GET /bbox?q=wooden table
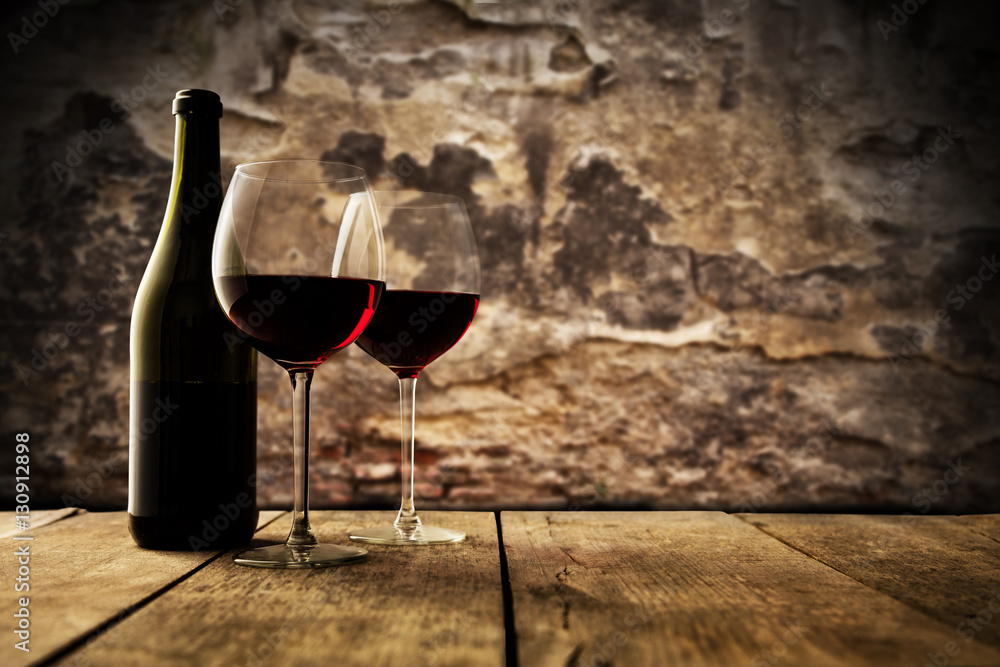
[2,510,999,666]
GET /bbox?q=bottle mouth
[173,89,223,118]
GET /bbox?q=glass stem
[286,370,318,548]
[394,375,421,532]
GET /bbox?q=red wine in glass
[355,289,479,378]
[212,159,385,569]
[219,275,384,370]
[347,190,481,546]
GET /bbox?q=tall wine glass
[213,159,385,568]
[348,191,480,545]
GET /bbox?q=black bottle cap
[172,89,223,118]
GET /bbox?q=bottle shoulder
[130,242,255,382]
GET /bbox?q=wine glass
[348,191,480,545]
[212,159,385,568]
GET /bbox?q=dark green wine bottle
[128,89,258,550]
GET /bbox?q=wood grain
[738,513,1000,649]
[0,510,285,667]
[60,510,505,667]
[501,511,1000,667]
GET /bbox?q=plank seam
[733,513,890,583]
[732,513,1000,637]
[34,512,288,667]
[496,511,519,667]
[35,551,229,667]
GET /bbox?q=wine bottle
[128,89,258,550]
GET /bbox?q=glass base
[233,543,368,569]
[349,524,466,545]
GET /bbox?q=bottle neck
[170,110,222,231]
[163,111,222,279]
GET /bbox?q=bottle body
[128,90,258,550]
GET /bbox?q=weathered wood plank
[0,510,285,667]
[738,513,1000,649]
[502,511,1000,667]
[0,508,79,539]
[59,511,505,667]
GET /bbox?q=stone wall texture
[1,0,998,513]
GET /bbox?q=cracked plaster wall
[0,0,997,512]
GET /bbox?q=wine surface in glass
[218,275,384,368]
[354,289,479,377]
